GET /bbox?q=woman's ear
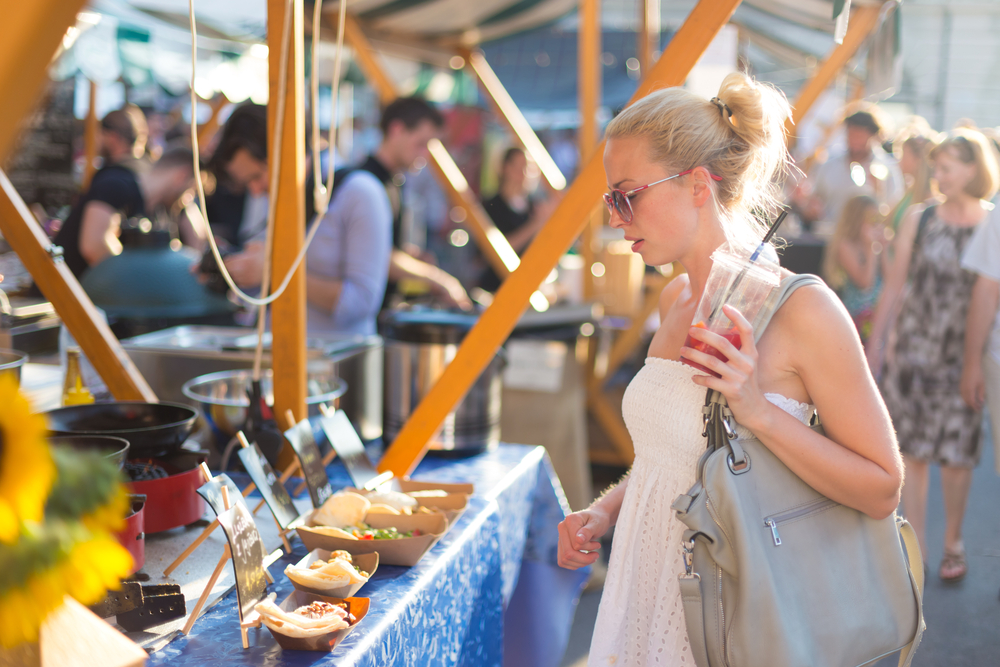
[690,166,715,207]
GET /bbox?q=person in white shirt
[797,108,905,232]
[960,206,1000,474]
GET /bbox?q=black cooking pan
[47,435,130,469]
[46,402,198,458]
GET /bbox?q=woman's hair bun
[606,72,792,248]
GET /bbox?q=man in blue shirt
[208,103,391,335]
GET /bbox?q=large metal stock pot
[380,309,502,454]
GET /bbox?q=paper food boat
[265,591,369,652]
[285,550,379,598]
[297,511,448,567]
[347,482,471,526]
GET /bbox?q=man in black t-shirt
[54,147,198,278]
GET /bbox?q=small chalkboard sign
[238,441,300,530]
[216,501,269,621]
[284,418,333,508]
[319,409,382,490]
[197,473,246,517]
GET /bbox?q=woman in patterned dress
[868,129,1000,582]
[555,72,904,666]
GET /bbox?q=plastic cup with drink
[681,241,781,377]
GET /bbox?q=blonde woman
[556,73,903,665]
[822,194,888,343]
[868,129,1000,582]
[888,126,938,233]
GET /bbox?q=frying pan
[45,402,198,457]
[47,435,130,469]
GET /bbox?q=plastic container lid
[379,309,480,345]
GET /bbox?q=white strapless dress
[588,357,814,667]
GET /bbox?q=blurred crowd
[794,103,1000,582]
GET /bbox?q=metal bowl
[181,368,347,442]
[48,435,130,469]
[0,349,28,385]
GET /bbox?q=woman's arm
[557,475,629,570]
[684,288,903,519]
[867,205,923,369]
[961,275,1000,410]
[79,201,122,266]
[836,239,878,291]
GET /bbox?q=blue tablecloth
[148,444,588,667]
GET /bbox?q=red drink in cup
[681,322,743,378]
[681,242,780,376]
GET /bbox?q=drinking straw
[708,207,790,322]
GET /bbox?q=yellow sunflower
[0,373,52,543]
[0,529,132,648]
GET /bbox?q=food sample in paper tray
[286,550,379,598]
[312,491,371,527]
[255,597,353,637]
[286,550,370,589]
[308,523,421,540]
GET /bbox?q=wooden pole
[0,0,89,163]
[378,0,745,477]
[196,94,229,151]
[638,0,661,75]
[579,0,602,300]
[459,48,566,191]
[786,4,883,144]
[0,170,156,401]
[268,0,308,427]
[82,80,98,191]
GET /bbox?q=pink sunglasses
[604,169,722,222]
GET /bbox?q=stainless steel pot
[381,309,502,453]
[121,326,383,441]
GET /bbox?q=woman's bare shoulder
[658,272,690,320]
[774,278,863,363]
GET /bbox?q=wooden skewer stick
[181,544,231,636]
[163,454,258,576]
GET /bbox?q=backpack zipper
[762,498,838,546]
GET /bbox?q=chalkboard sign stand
[164,463,258,577]
[237,431,296,552]
[180,486,265,648]
[291,403,341,496]
[282,409,334,509]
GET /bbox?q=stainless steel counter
[121,326,383,440]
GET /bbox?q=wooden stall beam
[786,3,883,143]
[196,94,229,152]
[638,0,661,75]
[0,0,88,163]
[82,80,98,191]
[590,272,672,393]
[579,0,602,300]
[425,140,514,280]
[338,12,518,285]
[459,48,566,191]
[588,390,636,464]
[268,0,308,426]
[342,15,396,104]
[0,171,156,401]
[378,0,744,477]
